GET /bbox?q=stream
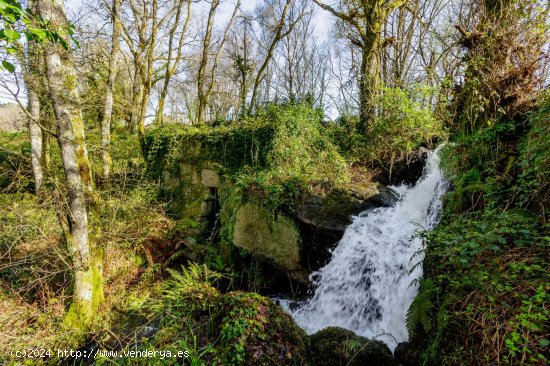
[282,147,448,351]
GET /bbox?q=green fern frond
[406,279,438,335]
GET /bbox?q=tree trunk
[197,0,219,124]
[129,66,143,133]
[358,31,382,135]
[22,0,44,193]
[38,0,102,328]
[157,0,191,125]
[28,90,43,193]
[42,112,52,169]
[100,0,122,180]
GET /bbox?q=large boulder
[232,203,308,283]
[309,327,396,366]
[295,184,398,232]
[215,292,309,366]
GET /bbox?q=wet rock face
[230,185,399,285]
[376,147,429,186]
[309,327,396,366]
[294,184,398,271]
[295,184,399,232]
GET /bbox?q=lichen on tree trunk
[38,0,102,328]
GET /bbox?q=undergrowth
[103,263,308,366]
[409,94,550,365]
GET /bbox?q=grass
[0,127,177,365]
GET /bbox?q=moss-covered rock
[215,291,309,366]
[143,104,400,282]
[145,266,310,366]
[309,327,395,366]
[232,203,306,281]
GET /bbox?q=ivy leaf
[1,60,15,73]
[4,29,21,42]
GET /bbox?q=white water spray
[284,148,447,351]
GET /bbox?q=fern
[165,249,187,267]
[165,263,223,290]
[406,279,438,335]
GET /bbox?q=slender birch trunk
[28,89,43,193]
[100,0,122,180]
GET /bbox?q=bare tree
[248,0,305,111]
[120,0,161,137]
[196,0,241,124]
[313,0,408,133]
[100,0,122,180]
[227,16,256,116]
[156,0,192,125]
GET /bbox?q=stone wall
[160,157,398,284]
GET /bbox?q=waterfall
[284,148,448,351]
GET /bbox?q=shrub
[413,209,549,365]
[326,85,445,167]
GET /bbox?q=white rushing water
[284,148,448,351]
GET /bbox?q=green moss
[215,291,309,366]
[309,327,395,366]
[232,203,301,272]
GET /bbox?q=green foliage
[516,93,550,211]
[368,86,443,159]
[152,264,223,316]
[326,85,444,166]
[0,0,78,72]
[415,208,549,365]
[144,103,348,186]
[260,103,348,184]
[142,121,274,180]
[406,279,437,335]
[440,94,550,214]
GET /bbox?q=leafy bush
[326,85,444,167]
[144,103,348,186]
[115,264,308,366]
[368,86,443,158]
[413,209,549,365]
